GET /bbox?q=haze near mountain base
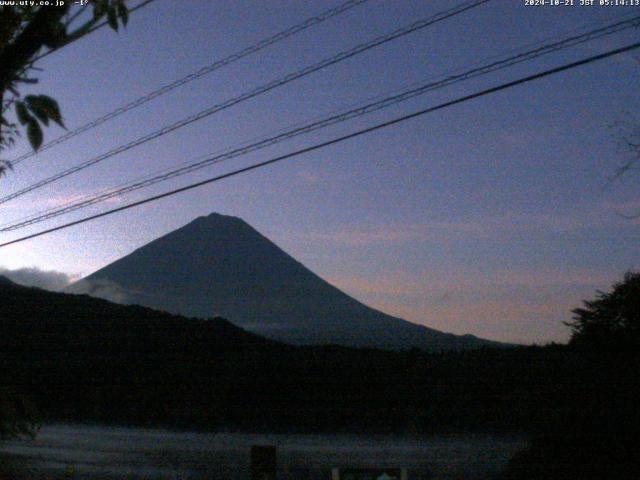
[68,213,503,351]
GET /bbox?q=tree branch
[0,6,69,90]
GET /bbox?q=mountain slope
[68,213,503,351]
[1,274,275,354]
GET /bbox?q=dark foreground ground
[0,424,527,480]
[2,278,638,478]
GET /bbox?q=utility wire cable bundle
[1,13,637,233]
[2,41,638,248]
[12,0,371,166]
[0,0,489,205]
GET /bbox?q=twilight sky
[1,0,639,344]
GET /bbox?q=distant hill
[0,274,276,354]
[67,213,504,351]
[0,276,583,433]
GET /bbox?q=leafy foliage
[566,271,640,351]
[501,272,640,479]
[0,1,130,175]
[14,95,64,151]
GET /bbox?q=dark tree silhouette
[0,1,130,176]
[502,271,640,480]
[565,271,640,351]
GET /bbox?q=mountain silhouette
[68,213,503,351]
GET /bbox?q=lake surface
[0,424,527,479]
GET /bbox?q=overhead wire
[2,13,638,232]
[12,0,370,166]
[1,40,638,248]
[0,0,490,205]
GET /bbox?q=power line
[2,14,637,232]
[2,41,637,249]
[0,0,489,205]
[12,0,369,166]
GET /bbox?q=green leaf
[25,96,49,126]
[33,112,50,127]
[107,7,119,31]
[25,95,65,129]
[93,1,107,19]
[42,19,67,49]
[117,2,129,26]
[15,102,31,125]
[26,119,43,151]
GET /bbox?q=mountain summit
[68,213,502,351]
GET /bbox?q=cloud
[300,229,422,247]
[0,266,79,292]
[369,296,571,345]
[326,266,623,344]
[282,224,430,247]
[336,267,620,304]
[0,267,131,304]
[279,209,631,250]
[328,271,424,297]
[66,278,131,304]
[300,199,640,251]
